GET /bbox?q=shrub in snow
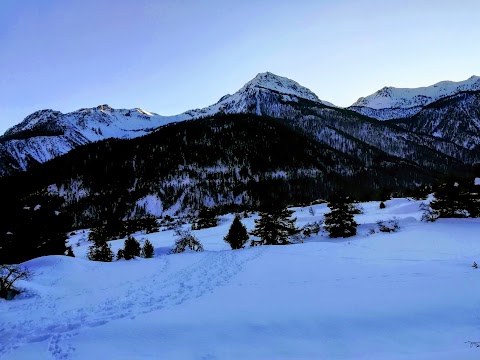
[123,236,141,260]
[87,241,114,262]
[117,249,124,260]
[379,202,386,209]
[308,207,315,216]
[377,218,400,233]
[250,204,299,246]
[291,220,322,244]
[224,215,249,249]
[466,341,480,348]
[141,239,155,258]
[192,207,219,230]
[324,192,358,238]
[301,220,323,238]
[171,229,204,254]
[473,262,478,269]
[420,203,439,222]
[0,265,32,300]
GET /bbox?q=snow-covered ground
[2,198,480,359]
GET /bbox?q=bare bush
[0,265,32,300]
[377,218,400,233]
[171,229,204,254]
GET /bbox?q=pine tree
[0,195,69,264]
[87,241,114,262]
[66,246,75,257]
[88,226,110,245]
[192,207,218,230]
[141,239,155,258]
[142,215,160,234]
[123,236,141,260]
[430,181,468,218]
[324,192,358,238]
[250,204,298,246]
[117,248,124,260]
[224,215,249,249]
[463,179,480,218]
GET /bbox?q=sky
[0,0,479,133]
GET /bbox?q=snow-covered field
[2,198,480,359]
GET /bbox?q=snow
[2,201,480,359]
[241,72,329,105]
[350,75,480,120]
[184,71,334,119]
[135,194,163,217]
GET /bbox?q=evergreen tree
[142,215,160,234]
[0,195,69,264]
[87,241,114,262]
[250,204,298,246]
[463,179,480,218]
[224,215,249,249]
[88,226,110,245]
[141,239,155,258]
[430,181,468,218]
[117,248,124,260]
[66,246,75,257]
[123,236,141,260]
[324,192,358,238]
[192,207,219,230]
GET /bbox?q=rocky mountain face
[391,91,480,150]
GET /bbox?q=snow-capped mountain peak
[349,75,480,120]
[352,75,480,110]
[241,72,321,103]
[183,72,334,118]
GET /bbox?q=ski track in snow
[0,248,265,359]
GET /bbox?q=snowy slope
[2,198,480,359]
[349,76,480,120]
[0,106,191,175]
[184,71,334,118]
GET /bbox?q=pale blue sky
[1,0,479,132]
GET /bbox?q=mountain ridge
[1,72,480,177]
[349,75,480,120]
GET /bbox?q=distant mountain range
[1,72,479,223]
[0,72,332,176]
[349,75,480,120]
